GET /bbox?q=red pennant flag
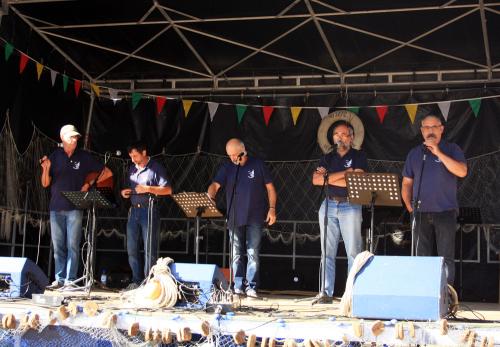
[74,80,81,97]
[156,96,167,115]
[262,106,274,126]
[376,105,388,123]
[19,54,29,74]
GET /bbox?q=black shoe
[46,280,63,290]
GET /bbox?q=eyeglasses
[420,125,442,131]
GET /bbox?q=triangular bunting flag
[74,80,81,97]
[235,104,247,124]
[376,105,388,123]
[404,104,418,124]
[90,83,100,97]
[468,98,481,118]
[156,96,167,115]
[182,100,193,117]
[108,88,118,104]
[62,75,69,92]
[4,43,14,61]
[437,101,451,121]
[50,70,57,86]
[290,107,302,126]
[131,92,142,110]
[19,54,29,74]
[317,107,329,119]
[262,106,274,126]
[347,107,360,115]
[207,102,219,122]
[36,63,43,80]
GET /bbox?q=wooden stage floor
[1,288,500,346]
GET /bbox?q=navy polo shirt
[213,157,273,229]
[319,148,368,197]
[402,141,465,212]
[127,158,170,206]
[48,148,104,211]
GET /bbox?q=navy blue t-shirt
[213,157,273,229]
[127,158,170,205]
[402,141,466,212]
[319,148,368,197]
[48,148,104,211]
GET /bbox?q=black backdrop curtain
[2,55,500,161]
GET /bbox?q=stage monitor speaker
[352,256,447,321]
[0,257,49,298]
[170,263,228,308]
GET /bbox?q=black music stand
[61,190,113,295]
[346,172,402,253]
[172,192,223,263]
[457,207,482,299]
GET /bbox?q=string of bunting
[2,38,497,127]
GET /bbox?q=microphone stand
[411,146,427,256]
[226,158,242,293]
[311,170,330,305]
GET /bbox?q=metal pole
[84,93,95,150]
[21,182,29,257]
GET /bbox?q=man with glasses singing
[402,114,467,285]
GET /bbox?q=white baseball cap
[60,124,81,139]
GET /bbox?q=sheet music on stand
[346,172,402,207]
[172,192,223,218]
[172,192,223,264]
[345,172,402,253]
[62,190,114,209]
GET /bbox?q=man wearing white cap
[40,124,113,290]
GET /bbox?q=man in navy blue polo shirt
[121,142,172,289]
[402,114,467,285]
[312,121,367,303]
[207,138,277,298]
[41,124,113,290]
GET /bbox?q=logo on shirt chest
[247,169,255,179]
[344,159,352,168]
[70,160,80,170]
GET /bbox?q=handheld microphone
[237,151,245,159]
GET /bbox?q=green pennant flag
[4,43,14,61]
[62,75,69,92]
[235,104,247,124]
[348,107,360,115]
[132,92,142,110]
[468,98,481,118]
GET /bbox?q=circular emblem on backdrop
[317,110,365,154]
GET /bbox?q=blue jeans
[230,224,262,291]
[127,207,159,284]
[414,210,457,285]
[50,210,83,284]
[318,199,362,297]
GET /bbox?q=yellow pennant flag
[405,104,418,124]
[36,63,44,80]
[290,107,302,126]
[182,100,193,117]
[90,83,100,97]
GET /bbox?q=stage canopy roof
[1,0,500,96]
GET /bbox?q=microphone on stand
[106,150,122,157]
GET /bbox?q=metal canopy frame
[4,0,500,94]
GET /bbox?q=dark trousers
[414,210,457,285]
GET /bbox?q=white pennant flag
[50,70,57,86]
[108,88,120,105]
[207,102,219,122]
[317,107,330,119]
[437,101,451,121]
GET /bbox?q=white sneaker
[233,288,245,295]
[246,289,258,298]
[46,280,63,290]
